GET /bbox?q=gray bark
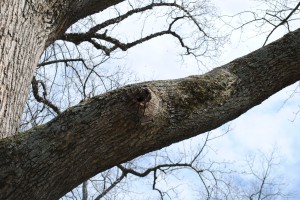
[0,27,299,199]
[0,0,300,199]
[0,0,50,138]
[0,0,124,138]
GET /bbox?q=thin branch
[263,2,300,46]
[31,76,61,115]
[117,162,199,178]
[61,28,192,56]
[153,169,164,200]
[82,181,88,200]
[94,172,127,200]
[87,2,206,35]
[59,1,209,56]
[37,58,86,68]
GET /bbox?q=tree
[0,0,299,199]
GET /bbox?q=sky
[108,0,300,199]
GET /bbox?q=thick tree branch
[0,29,299,200]
[47,0,126,44]
[68,0,125,26]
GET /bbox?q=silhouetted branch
[31,76,61,115]
[59,1,212,56]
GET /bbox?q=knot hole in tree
[129,87,161,124]
[136,88,151,103]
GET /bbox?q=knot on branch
[129,87,161,124]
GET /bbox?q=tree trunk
[0,28,299,200]
[0,0,50,138]
[0,0,125,138]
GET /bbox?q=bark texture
[0,0,124,138]
[0,0,51,138]
[0,29,299,200]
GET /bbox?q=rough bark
[0,0,124,138]
[0,0,50,138]
[0,28,299,200]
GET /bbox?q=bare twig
[31,76,61,115]
[263,2,300,45]
[59,1,212,56]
